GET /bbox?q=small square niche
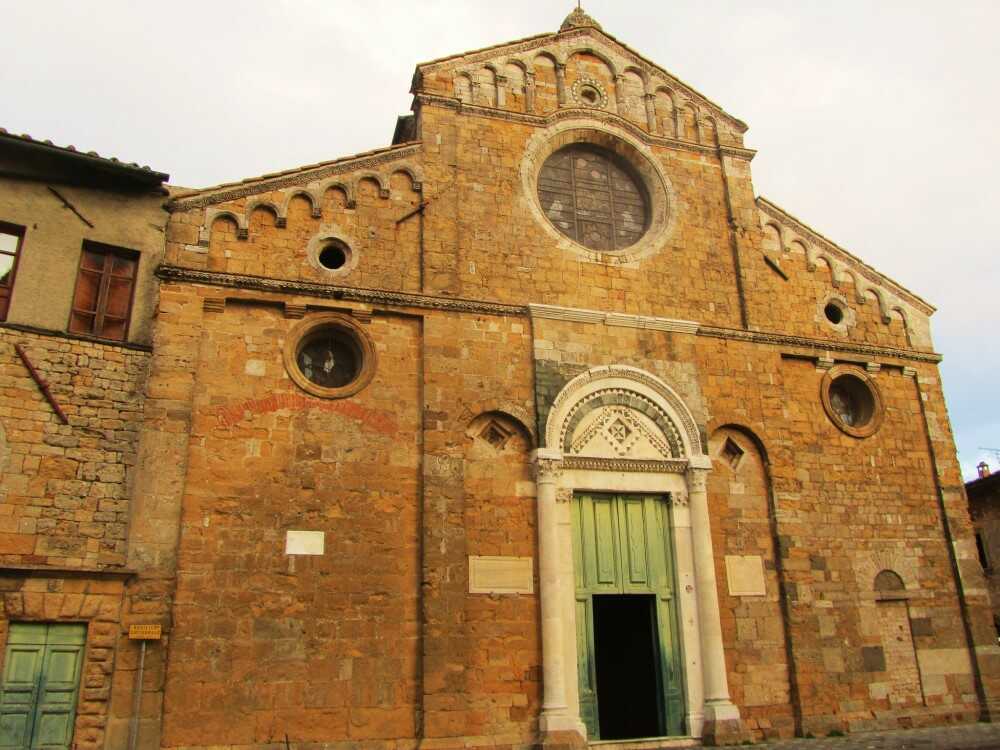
[721,437,745,470]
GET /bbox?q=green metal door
[0,623,86,750]
[571,494,684,739]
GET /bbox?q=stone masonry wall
[0,327,150,569]
[160,295,422,748]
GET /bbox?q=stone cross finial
[560,6,602,31]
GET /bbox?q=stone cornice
[757,197,934,315]
[155,265,524,317]
[156,266,942,363]
[697,325,942,364]
[419,95,753,160]
[169,143,423,212]
[528,303,699,334]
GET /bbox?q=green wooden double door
[572,494,685,740]
[0,623,86,750]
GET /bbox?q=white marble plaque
[285,530,325,555]
[469,556,534,594]
[725,555,766,596]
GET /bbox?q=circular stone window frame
[283,313,377,400]
[819,294,855,334]
[520,120,677,265]
[571,78,609,109]
[306,227,359,277]
[820,364,884,439]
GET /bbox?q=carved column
[525,71,536,113]
[686,457,743,740]
[613,74,626,115]
[644,93,657,132]
[496,74,507,109]
[555,64,567,107]
[533,448,577,736]
[670,489,705,737]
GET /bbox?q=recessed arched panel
[874,569,905,592]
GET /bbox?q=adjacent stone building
[2,8,999,750]
[0,129,172,749]
[966,464,1000,630]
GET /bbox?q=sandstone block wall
[127,16,998,749]
[0,328,150,569]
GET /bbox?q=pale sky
[4,1,998,479]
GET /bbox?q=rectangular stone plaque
[469,556,534,595]
[285,530,325,555]
[725,555,766,597]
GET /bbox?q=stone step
[589,737,700,750]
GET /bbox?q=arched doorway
[532,365,742,743]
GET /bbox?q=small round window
[537,144,649,252]
[283,314,376,399]
[319,241,349,270]
[824,301,845,325]
[821,365,883,438]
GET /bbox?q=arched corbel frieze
[245,198,285,228]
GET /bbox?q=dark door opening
[593,594,663,740]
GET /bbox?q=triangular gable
[756,194,934,356]
[413,21,747,134]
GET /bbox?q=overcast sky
[4,1,997,479]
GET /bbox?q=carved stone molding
[155,266,524,318]
[169,143,423,212]
[157,267,942,364]
[562,456,688,474]
[697,325,941,364]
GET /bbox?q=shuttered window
[0,221,26,322]
[68,242,138,341]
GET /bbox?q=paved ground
[747,723,1000,750]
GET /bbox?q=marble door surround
[532,365,741,742]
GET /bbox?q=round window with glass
[283,314,376,399]
[537,144,650,252]
[821,366,884,438]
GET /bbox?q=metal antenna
[978,446,1000,462]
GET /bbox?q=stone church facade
[2,8,999,750]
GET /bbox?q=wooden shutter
[0,222,26,322]
[68,243,138,341]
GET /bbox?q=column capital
[532,448,564,481]
[688,454,713,472]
